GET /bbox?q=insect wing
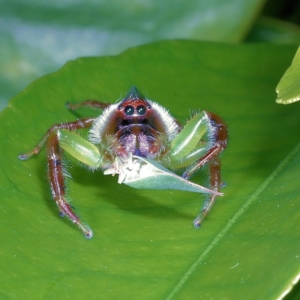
[123,156,222,196]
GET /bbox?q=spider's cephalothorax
[19,87,228,238]
[89,87,180,162]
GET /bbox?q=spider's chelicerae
[19,87,228,238]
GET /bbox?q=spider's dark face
[89,87,180,159]
[115,88,166,158]
[118,94,151,120]
[115,88,153,133]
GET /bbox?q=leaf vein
[165,141,300,299]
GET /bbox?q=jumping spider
[19,87,228,238]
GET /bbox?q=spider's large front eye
[137,105,146,115]
[124,105,134,115]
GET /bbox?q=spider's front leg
[47,130,94,238]
[167,111,228,227]
[189,112,227,227]
[19,118,103,238]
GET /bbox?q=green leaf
[276,46,300,104]
[1,41,299,299]
[0,0,266,109]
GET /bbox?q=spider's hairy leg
[181,112,228,227]
[164,110,227,227]
[66,100,111,111]
[182,112,228,179]
[18,118,103,238]
[18,118,95,160]
[193,157,221,228]
[19,119,102,238]
[47,132,93,238]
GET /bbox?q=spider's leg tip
[182,171,189,180]
[18,153,29,160]
[79,223,93,239]
[193,218,201,229]
[84,229,93,239]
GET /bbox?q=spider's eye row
[123,104,147,116]
[124,105,134,115]
[137,105,146,115]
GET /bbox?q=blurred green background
[0,0,299,111]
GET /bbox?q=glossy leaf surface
[0,41,299,299]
